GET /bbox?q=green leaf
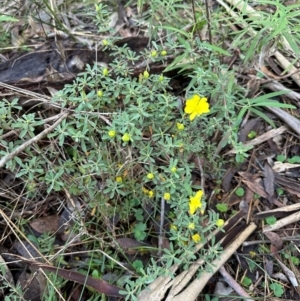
[249,90,291,105]
[202,42,231,56]
[249,107,276,128]
[287,156,300,164]
[276,188,284,196]
[235,187,245,197]
[133,223,147,241]
[160,25,191,38]
[242,276,252,287]
[0,15,19,22]
[265,216,277,225]
[291,256,300,265]
[276,154,286,162]
[283,32,299,56]
[132,260,143,272]
[216,203,228,213]
[270,283,284,297]
[164,53,188,72]
[247,130,257,139]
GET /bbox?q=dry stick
[0,111,69,168]
[0,81,52,102]
[170,222,257,301]
[226,126,288,155]
[138,213,246,301]
[263,211,300,233]
[219,266,254,301]
[158,197,165,257]
[204,0,212,44]
[264,107,300,136]
[195,156,205,196]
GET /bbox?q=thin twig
[158,197,165,257]
[196,156,205,196]
[204,0,212,44]
[0,111,69,168]
[219,266,254,301]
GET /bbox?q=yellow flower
[102,39,108,46]
[142,187,149,194]
[147,173,154,180]
[108,130,116,138]
[151,50,157,57]
[97,90,103,97]
[185,95,210,121]
[188,223,195,230]
[116,176,122,183]
[192,233,201,243]
[161,50,167,56]
[176,123,185,130]
[148,190,154,198]
[103,68,109,76]
[171,166,177,173]
[170,224,177,231]
[189,190,203,215]
[122,133,131,142]
[216,219,224,227]
[164,193,171,201]
[143,70,149,79]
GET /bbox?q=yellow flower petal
[147,173,154,180]
[164,193,171,201]
[108,130,116,138]
[184,95,210,121]
[216,219,225,227]
[192,233,201,243]
[189,190,203,215]
[142,187,149,194]
[116,176,122,183]
[122,133,131,142]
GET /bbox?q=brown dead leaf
[30,215,60,234]
[17,270,44,301]
[264,231,283,250]
[238,118,261,143]
[222,167,238,192]
[263,162,275,201]
[239,172,268,198]
[264,256,273,276]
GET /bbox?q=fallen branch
[168,222,257,301]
